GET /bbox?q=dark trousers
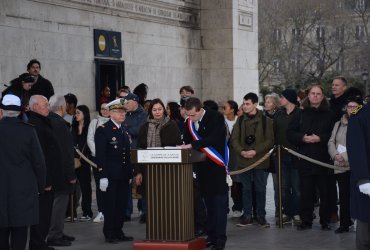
[0,226,28,250]
[29,190,54,250]
[327,173,338,214]
[337,172,351,227]
[76,164,93,217]
[103,179,129,239]
[48,193,69,240]
[204,191,228,248]
[300,174,330,226]
[194,178,206,231]
[231,182,243,212]
[356,220,370,250]
[92,164,104,213]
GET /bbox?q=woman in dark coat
[2,73,34,121]
[287,85,335,231]
[135,98,182,223]
[71,105,93,221]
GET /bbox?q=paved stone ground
[64,176,356,250]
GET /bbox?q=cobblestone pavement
[64,175,356,250]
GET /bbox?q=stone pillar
[201,0,258,104]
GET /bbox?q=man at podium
[181,97,228,250]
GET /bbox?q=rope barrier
[281,146,349,171]
[75,147,97,168]
[229,148,274,175]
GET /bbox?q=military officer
[347,101,370,250]
[95,98,133,244]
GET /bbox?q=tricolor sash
[187,119,232,186]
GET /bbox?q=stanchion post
[278,145,283,228]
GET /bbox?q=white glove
[100,178,108,192]
[359,183,370,196]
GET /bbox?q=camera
[244,135,256,145]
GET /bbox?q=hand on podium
[100,178,109,192]
[178,144,192,149]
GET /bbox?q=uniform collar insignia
[351,105,363,115]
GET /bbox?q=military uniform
[95,117,133,243]
[347,103,370,249]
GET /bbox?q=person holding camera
[230,93,274,228]
[287,85,335,231]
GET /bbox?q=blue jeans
[278,155,300,216]
[240,169,268,217]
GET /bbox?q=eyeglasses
[347,105,358,109]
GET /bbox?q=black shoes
[256,216,270,228]
[116,235,134,242]
[62,234,75,241]
[105,238,119,244]
[206,242,214,248]
[139,214,146,224]
[195,229,206,237]
[211,245,225,250]
[297,223,312,231]
[47,238,72,247]
[321,224,331,231]
[334,226,349,234]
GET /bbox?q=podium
[131,149,206,250]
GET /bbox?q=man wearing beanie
[273,89,302,224]
[0,94,46,250]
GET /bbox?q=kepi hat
[106,98,127,111]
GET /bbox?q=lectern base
[134,238,206,250]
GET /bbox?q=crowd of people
[0,59,370,250]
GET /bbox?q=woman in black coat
[135,98,182,223]
[71,105,93,221]
[2,73,34,121]
[287,85,335,231]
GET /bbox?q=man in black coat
[47,95,77,247]
[95,99,134,244]
[287,85,335,231]
[347,102,370,250]
[0,94,46,250]
[28,95,62,250]
[181,97,228,250]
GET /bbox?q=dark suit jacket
[95,119,133,181]
[28,111,61,188]
[0,117,46,227]
[183,109,228,195]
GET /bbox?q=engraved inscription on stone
[31,0,200,28]
[239,0,253,8]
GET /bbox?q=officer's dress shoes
[211,245,225,250]
[116,235,134,241]
[206,241,215,248]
